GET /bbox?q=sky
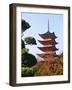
[21,12,63,58]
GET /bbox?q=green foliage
[22,53,37,67]
[21,66,37,77]
[22,20,31,32]
[21,40,25,48]
[22,48,29,54]
[24,37,37,45]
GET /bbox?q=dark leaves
[21,40,25,48]
[21,20,31,32]
[24,37,37,45]
[22,53,37,67]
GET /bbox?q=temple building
[37,21,58,62]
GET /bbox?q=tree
[24,37,37,45]
[21,40,25,48]
[21,66,37,77]
[21,20,31,33]
[21,20,31,48]
[22,53,37,67]
[21,20,37,70]
[22,48,29,54]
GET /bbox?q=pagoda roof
[38,39,58,45]
[37,53,58,58]
[37,54,49,58]
[38,46,58,52]
[39,31,57,39]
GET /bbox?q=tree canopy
[22,53,37,67]
[22,20,31,32]
[21,40,25,48]
[24,37,37,45]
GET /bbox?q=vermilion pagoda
[37,21,58,62]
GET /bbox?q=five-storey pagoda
[37,21,58,62]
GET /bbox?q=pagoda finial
[48,20,49,32]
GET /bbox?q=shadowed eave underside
[38,40,58,45]
[37,53,58,58]
[38,46,58,52]
[39,32,57,39]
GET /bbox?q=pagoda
[37,20,58,62]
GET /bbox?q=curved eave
[37,53,58,58]
[39,31,55,35]
[39,34,57,39]
[38,46,58,52]
[39,32,57,36]
[38,40,58,45]
[39,32,51,35]
[37,54,49,58]
[37,54,45,58]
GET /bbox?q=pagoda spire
[48,20,49,32]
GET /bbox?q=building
[37,21,58,62]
